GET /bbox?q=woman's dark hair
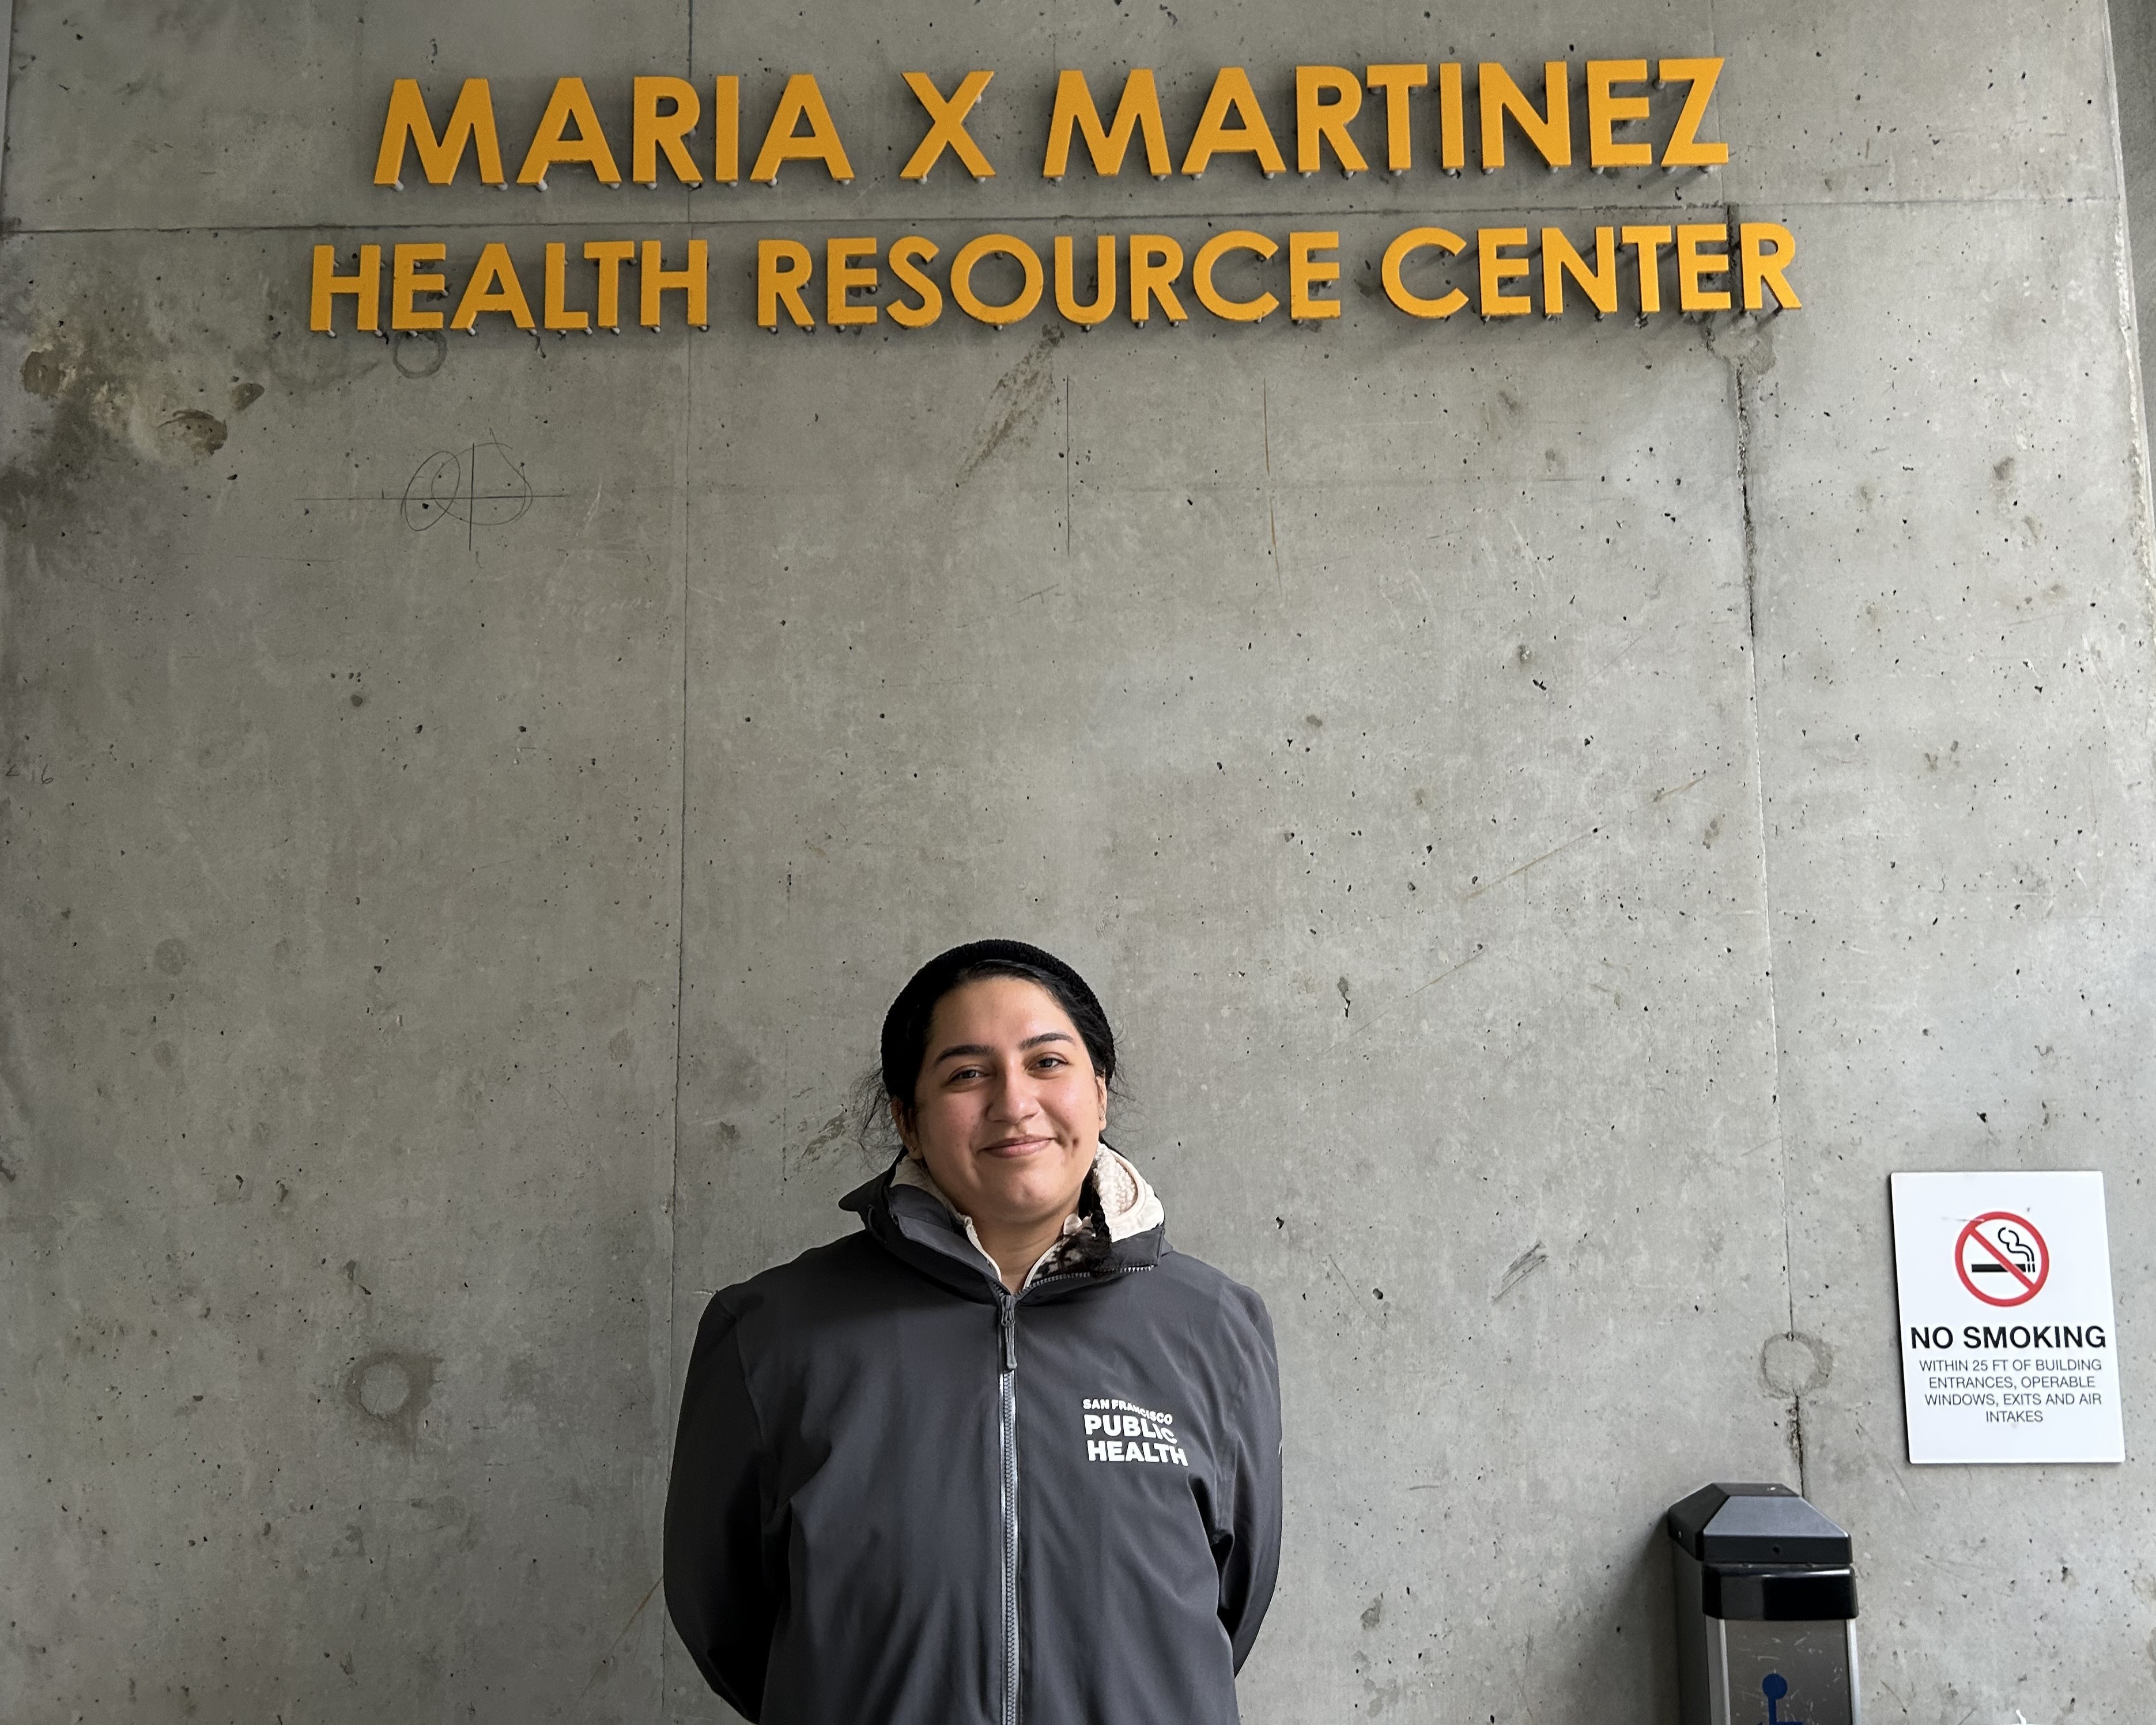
[879,938,1117,1112]
[875,938,1119,1270]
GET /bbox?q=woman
[664,938,1282,1725]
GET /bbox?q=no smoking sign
[1954,1211,2049,1306]
[1891,1171,2124,1464]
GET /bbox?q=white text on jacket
[1081,1397,1189,1466]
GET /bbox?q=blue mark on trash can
[1761,1672,1803,1725]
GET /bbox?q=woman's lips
[977,1135,1054,1158]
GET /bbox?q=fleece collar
[843,1144,1165,1296]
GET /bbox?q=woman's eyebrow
[930,1031,1074,1066]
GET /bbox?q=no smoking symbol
[1955,1211,2050,1307]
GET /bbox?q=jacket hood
[841,1144,1165,1296]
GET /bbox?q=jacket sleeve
[664,1292,776,1720]
[1217,1292,1283,1673]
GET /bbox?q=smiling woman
[663,939,1283,1725]
[885,957,1116,1289]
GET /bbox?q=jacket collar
[841,1145,1165,1301]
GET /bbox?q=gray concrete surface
[2,3,2151,1722]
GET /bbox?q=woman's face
[896,975,1107,1235]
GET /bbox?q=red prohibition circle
[1954,1210,2049,1307]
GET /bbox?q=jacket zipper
[992,1266,1146,1725]
[996,1294,1020,1725]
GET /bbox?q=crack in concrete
[1706,297,1779,645]
[1708,283,1802,1492]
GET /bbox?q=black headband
[879,939,1106,1099]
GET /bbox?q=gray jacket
[663,1154,1283,1724]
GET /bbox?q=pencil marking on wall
[1494,1241,1549,1301]
[1461,829,1592,900]
[403,439,534,546]
[579,1575,663,1699]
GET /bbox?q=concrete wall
[2,3,2151,1720]
[2116,0,2156,433]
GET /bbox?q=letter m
[1043,69,1170,178]
[375,78,506,186]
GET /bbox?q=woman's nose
[984,1067,1040,1120]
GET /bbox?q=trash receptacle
[1666,1482,1860,1725]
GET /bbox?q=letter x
[900,70,995,180]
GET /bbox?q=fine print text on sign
[1890,1171,2124,1465]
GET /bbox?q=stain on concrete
[1761,1330,1833,1398]
[5,316,195,540]
[703,1031,765,1107]
[607,1029,633,1063]
[153,937,189,975]
[343,1348,441,1449]
[392,329,449,379]
[152,1040,177,1070]
[1360,1594,1384,1630]
[504,1353,543,1402]
[1,275,368,547]
[20,348,68,399]
[423,1493,482,1552]
[956,324,1064,488]
[158,409,226,457]
[795,1108,851,1167]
